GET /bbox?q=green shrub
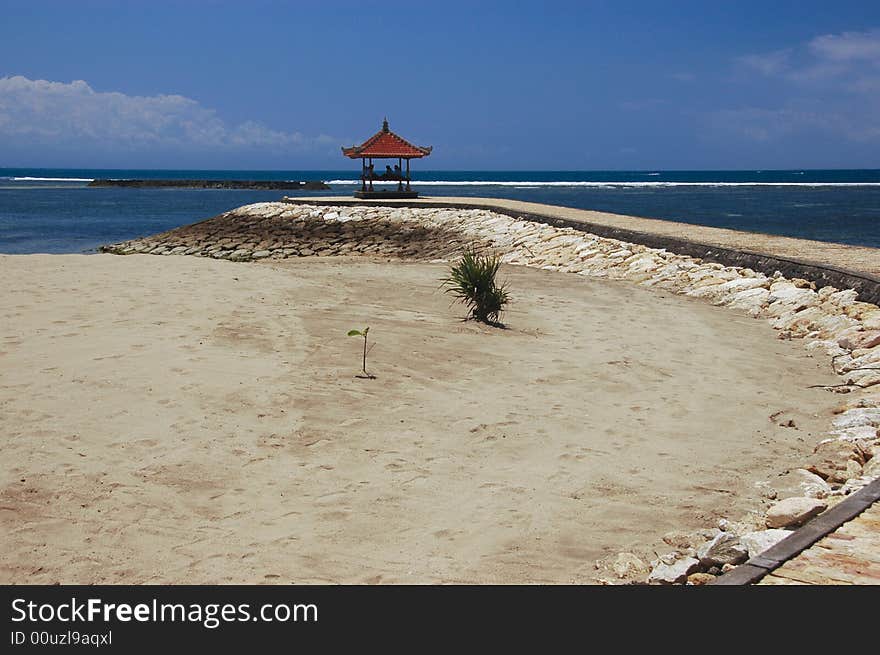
[442,248,509,325]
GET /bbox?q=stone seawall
[285,197,880,306]
[102,201,880,584]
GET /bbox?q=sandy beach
[0,252,840,584]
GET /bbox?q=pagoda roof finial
[382,117,389,132]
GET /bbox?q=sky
[1,0,879,170]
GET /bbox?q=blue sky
[1,0,879,169]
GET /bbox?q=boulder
[832,408,880,430]
[853,374,880,389]
[863,457,880,478]
[838,330,880,351]
[806,440,866,483]
[767,284,819,313]
[739,529,791,558]
[611,552,650,580]
[647,557,701,585]
[818,285,840,300]
[844,302,880,320]
[687,573,716,586]
[814,313,859,339]
[727,287,770,314]
[662,529,718,550]
[772,307,827,334]
[696,533,749,567]
[839,347,880,372]
[825,289,859,307]
[861,311,880,330]
[719,277,769,294]
[832,425,879,443]
[685,283,728,300]
[766,497,827,528]
[772,469,833,499]
[837,475,875,495]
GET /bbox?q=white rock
[766,497,827,528]
[777,468,833,499]
[826,289,859,307]
[767,287,819,315]
[831,425,880,442]
[727,287,770,314]
[832,408,880,430]
[719,277,769,293]
[805,339,840,353]
[843,347,880,372]
[647,557,701,584]
[837,475,875,494]
[860,456,880,482]
[816,313,859,338]
[696,533,749,567]
[740,529,791,557]
[685,283,728,300]
[611,552,650,579]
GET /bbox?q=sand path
[0,254,838,583]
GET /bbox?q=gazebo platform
[354,190,419,199]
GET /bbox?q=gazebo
[342,119,432,198]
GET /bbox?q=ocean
[1,168,879,254]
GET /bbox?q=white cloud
[706,103,880,145]
[707,107,827,142]
[738,48,792,76]
[718,29,880,145]
[809,29,880,62]
[738,29,880,90]
[0,75,333,153]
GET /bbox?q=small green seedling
[347,326,375,379]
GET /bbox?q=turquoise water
[2,168,879,253]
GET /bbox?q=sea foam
[324,179,880,188]
[13,177,94,182]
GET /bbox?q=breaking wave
[13,176,94,182]
[324,179,880,188]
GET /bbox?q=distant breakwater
[88,179,330,190]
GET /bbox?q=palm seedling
[441,248,510,326]
[347,326,375,378]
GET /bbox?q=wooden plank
[716,481,880,585]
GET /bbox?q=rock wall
[286,199,880,305]
[102,201,880,584]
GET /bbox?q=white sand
[0,254,839,583]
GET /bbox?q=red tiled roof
[342,120,432,159]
